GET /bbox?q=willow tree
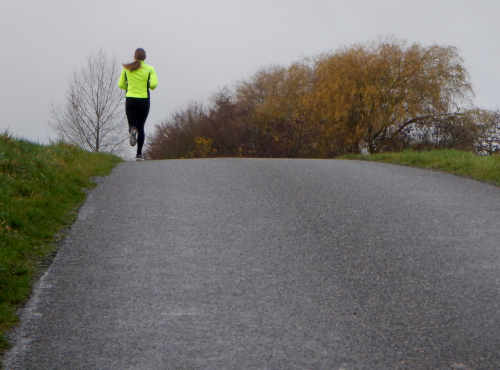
[309,38,474,155]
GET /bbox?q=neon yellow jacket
[118,61,158,98]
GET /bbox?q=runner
[118,48,158,161]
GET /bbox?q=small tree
[49,49,126,153]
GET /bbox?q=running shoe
[129,127,138,146]
[135,154,144,161]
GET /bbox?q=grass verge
[343,149,500,187]
[0,132,122,355]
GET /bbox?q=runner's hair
[123,48,146,72]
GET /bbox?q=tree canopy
[308,39,473,155]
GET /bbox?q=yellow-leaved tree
[308,38,474,155]
[235,63,316,157]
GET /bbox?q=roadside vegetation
[343,149,500,187]
[0,132,121,355]
[145,37,500,160]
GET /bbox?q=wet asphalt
[3,158,500,370]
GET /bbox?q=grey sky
[2,0,499,146]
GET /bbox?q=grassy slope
[0,133,122,354]
[343,149,500,187]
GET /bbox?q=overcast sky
[1,0,499,147]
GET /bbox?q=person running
[118,48,158,161]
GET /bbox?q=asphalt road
[4,159,500,370]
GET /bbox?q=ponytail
[122,48,146,72]
[123,60,142,72]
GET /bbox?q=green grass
[0,132,122,354]
[343,149,500,186]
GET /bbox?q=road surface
[4,159,500,369]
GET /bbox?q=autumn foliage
[146,38,497,159]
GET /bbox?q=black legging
[126,97,150,155]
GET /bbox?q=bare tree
[49,49,127,153]
[475,109,500,155]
